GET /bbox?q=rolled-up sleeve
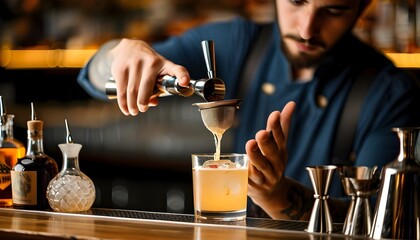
[77,56,109,101]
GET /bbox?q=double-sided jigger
[305,165,336,234]
[338,166,380,236]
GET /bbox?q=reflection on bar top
[0,207,345,233]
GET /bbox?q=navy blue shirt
[78,17,420,198]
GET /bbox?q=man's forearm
[248,176,314,220]
[264,177,314,220]
[278,182,313,220]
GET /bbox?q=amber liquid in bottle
[0,115,25,207]
[11,119,58,210]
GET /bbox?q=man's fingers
[108,39,191,115]
[246,138,279,188]
[266,101,296,145]
[246,139,271,173]
[112,68,130,116]
[126,63,142,114]
[280,101,296,140]
[248,164,265,185]
[255,130,279,163]
[162,62,190,87]
[265,111,284,150]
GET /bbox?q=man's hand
[109,38,190,115]
[247,101,307,219]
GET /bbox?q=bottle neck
[397,128,419,162]
[0,124,5,142]
[0,115,9,142]
[5,115,15,139]
[26,133,44,155]
[0,114,16,139]
[0,115,25,154]
[61,155,80,172]
[58,144,83,173]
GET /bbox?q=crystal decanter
[46,119,95,212]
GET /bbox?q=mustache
[284,34,327,49]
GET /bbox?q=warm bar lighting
[60,49,97,68]
[1,49,420,69]
[386,53,420,68]
[1,49,96,69]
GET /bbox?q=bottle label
[0,172,11,190]
[11,170,37,205]
[0,147,23,191]
[0,153,12,191]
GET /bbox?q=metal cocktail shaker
[370,127,420,239]
[105,40,226,102]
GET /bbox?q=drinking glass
[192,153,249,221]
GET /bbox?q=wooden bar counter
[0,207,366,240]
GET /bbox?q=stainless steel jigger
[192,99,242,134]
[305,165,337,234]
[338,166,380,236]
[105,40,226,102]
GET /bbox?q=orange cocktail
[192,154,248,221]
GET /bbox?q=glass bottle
[11,103,58,210]
[370,127,420,239]
[0,96,25,207]
[47,119,95,212]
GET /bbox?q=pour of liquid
[211,129,224,161]
[202,113,234,161]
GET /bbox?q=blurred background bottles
[0,96,25,207]
[0,0,419,53]
[11,103,58,210]
[356,0,419,53]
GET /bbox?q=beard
[281,34,328,69]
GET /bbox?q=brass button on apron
[316,95,328,108]
[262,83,276,95]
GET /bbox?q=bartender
[77,0,420,221]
